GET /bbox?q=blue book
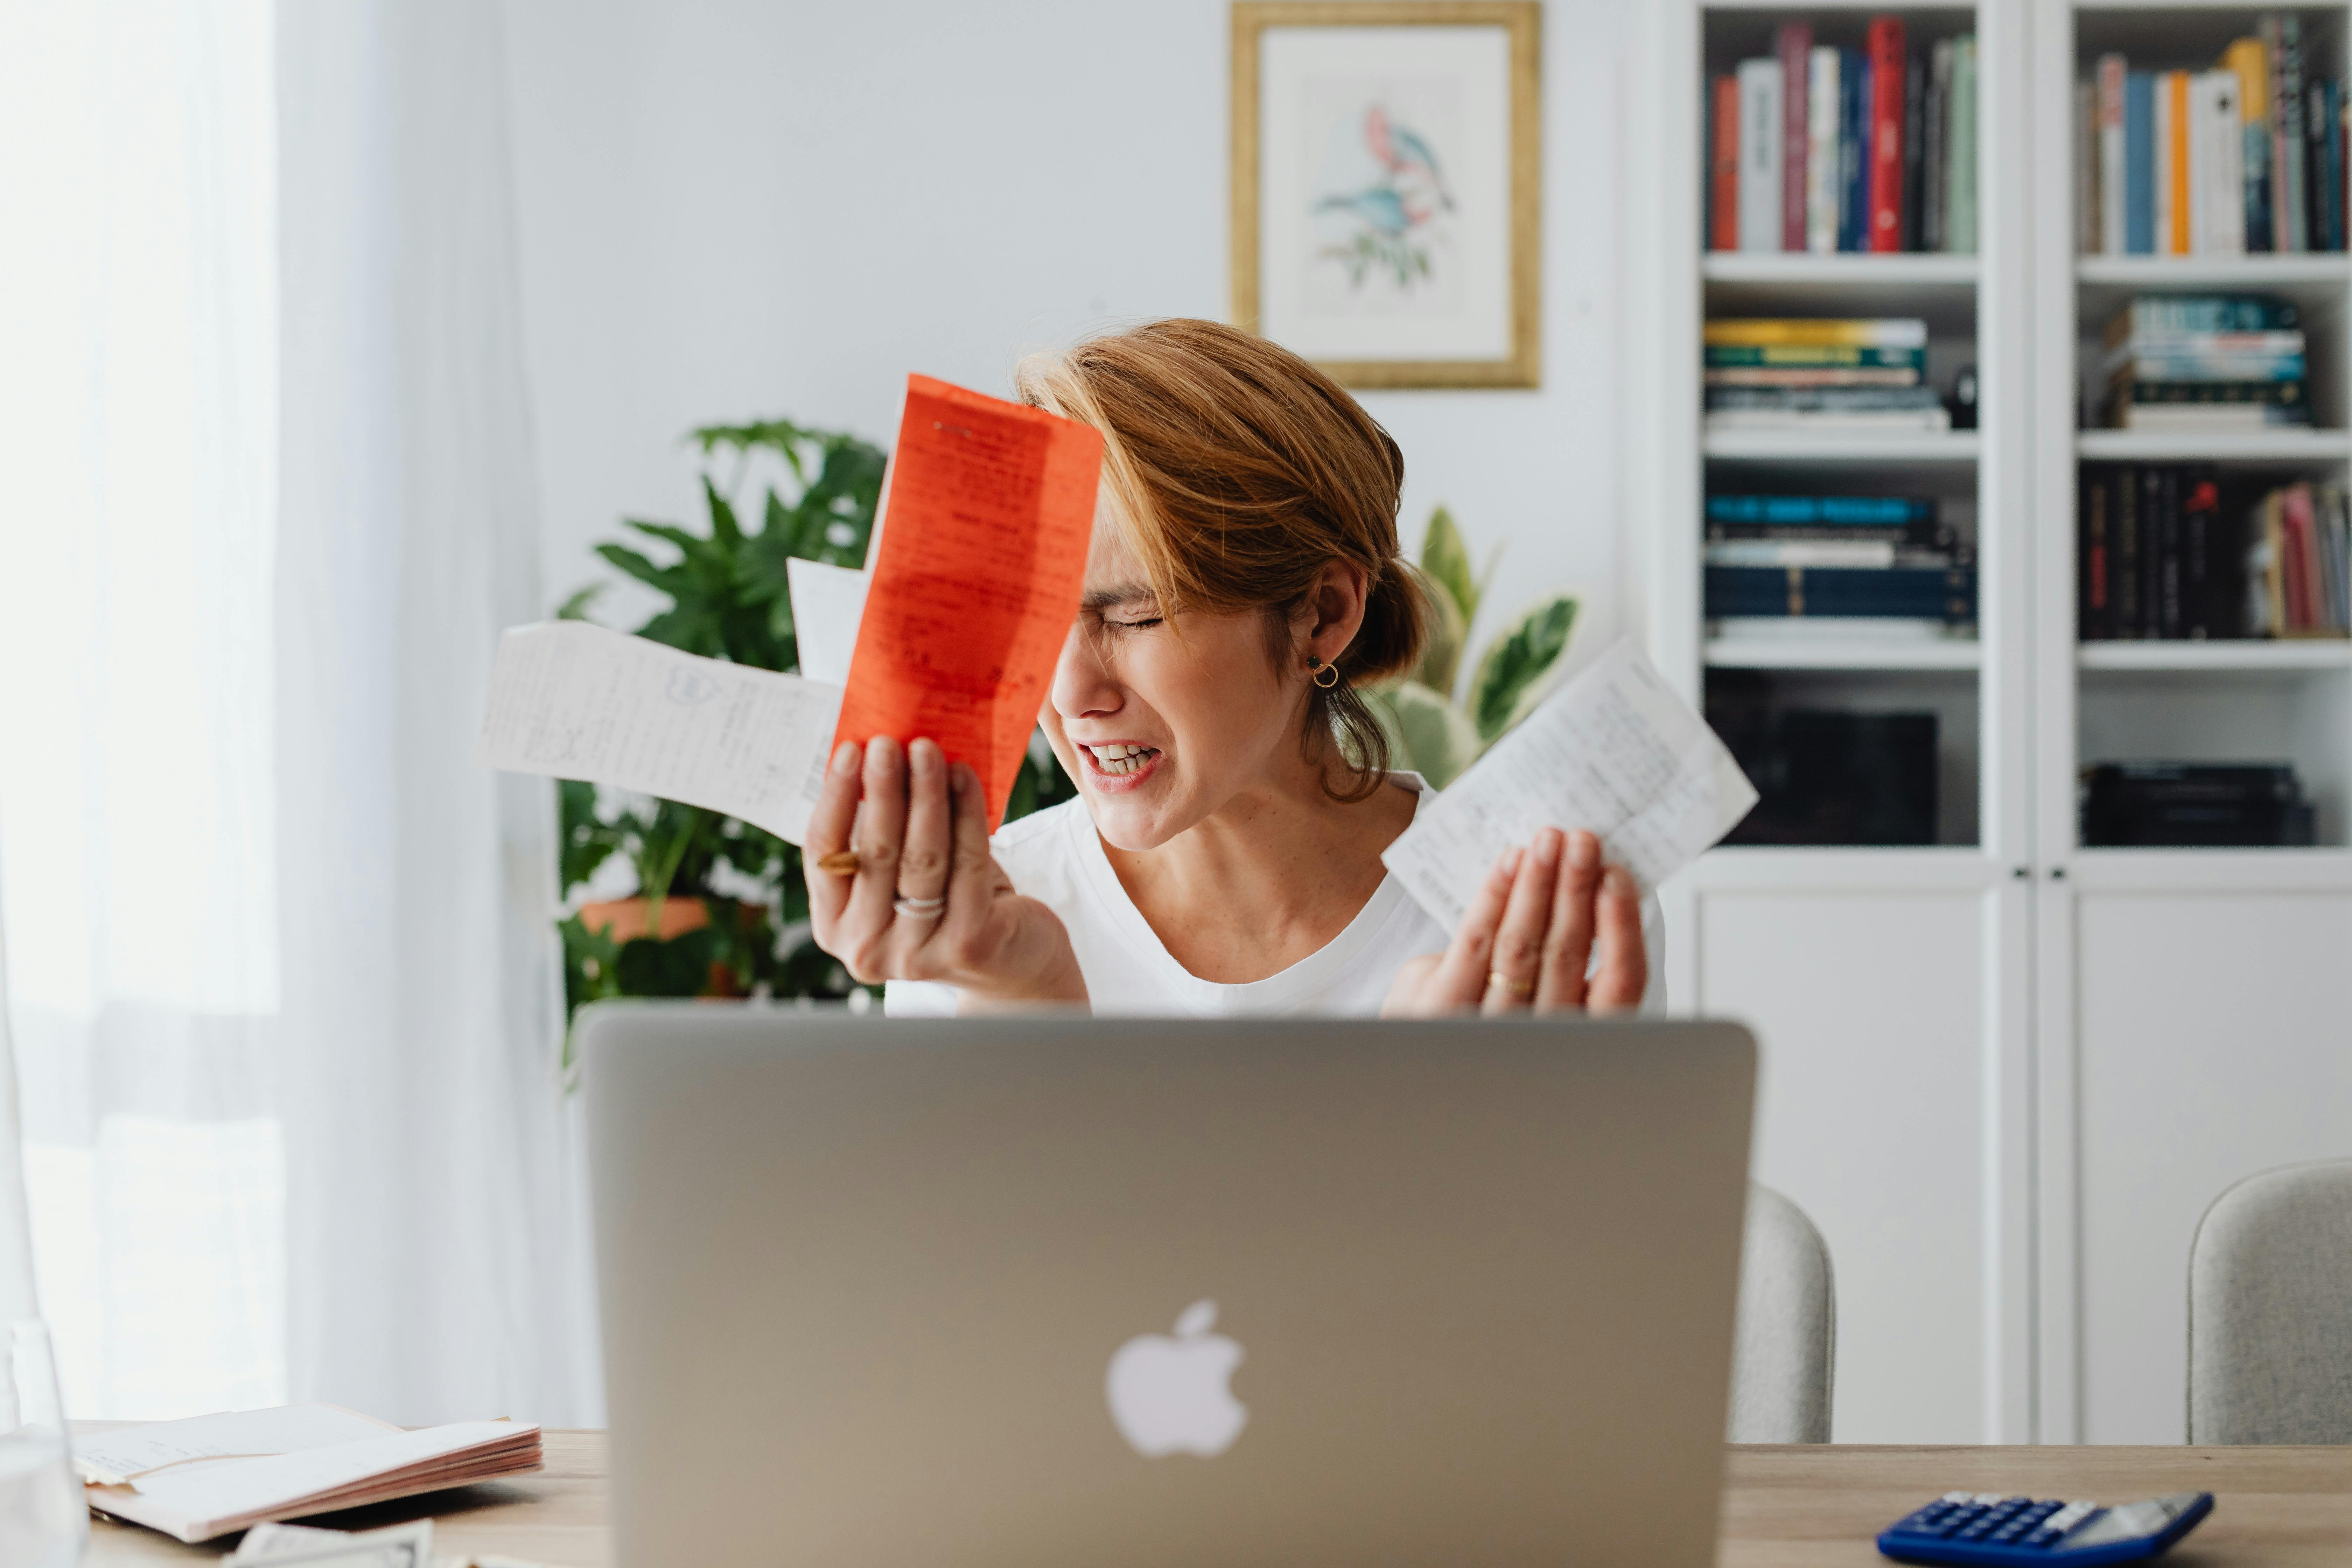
[2124,72,2154,253]
[1839,50,1870,251]
[1705,564,1977,622]
[1706,496,1937,525]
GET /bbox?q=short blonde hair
[1014,319,1428,801]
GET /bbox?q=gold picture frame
[1230,1,1541,389]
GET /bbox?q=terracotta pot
[576,896,712,946]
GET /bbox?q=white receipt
[476,621,841,844]
[72,1404,396,1485]
[1381,638,1759,930]
[784,557,869,687]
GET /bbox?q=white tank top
[884,774,1666,1018]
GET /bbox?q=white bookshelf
[1636,0,2352,1453]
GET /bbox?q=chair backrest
[2188,1157,2352,1444]
[1728,1183,1835,1443]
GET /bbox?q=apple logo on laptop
[1105,1299,1248,1457]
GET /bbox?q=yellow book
[2222,36,2267,122]
[1702,318,1928,348]
[2169,70,2193,253]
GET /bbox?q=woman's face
[1041,505,1318,852]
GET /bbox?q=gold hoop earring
[1310,659,1341,690]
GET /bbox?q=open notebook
[75,1404,543,1544]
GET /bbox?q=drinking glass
[0,1321,84,1567]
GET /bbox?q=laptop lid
[582,1008,1756,1568]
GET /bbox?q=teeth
[1086,743,1156,777]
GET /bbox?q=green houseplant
[1367,506,1579,788]
[554,417,1076,1048]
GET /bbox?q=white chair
[1728,1184,1836,1443]
[2188,1157,2352,1444]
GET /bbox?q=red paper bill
[833,374,1103,829]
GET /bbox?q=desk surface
[86,1437,2352,1566]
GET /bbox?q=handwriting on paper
[834,375,1101,829]
[475,621,841,844]
[1382,638,1759,930]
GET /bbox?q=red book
[1867,16,1907,251]
[1776,23,1812,250]
[1710,74,1740,251]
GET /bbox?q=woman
[804,318,1659,1016]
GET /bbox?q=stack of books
[2077,467,2348,639]
[2077,18,2348,255]
[2100,296,2307,430]
[1709,19,1979,254]
[2245,479,2352,637]
[1705,492,1976,638]
[2080,762,2315,846]
[1705,318,1948,432]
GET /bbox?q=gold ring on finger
[1486,970,1535,999]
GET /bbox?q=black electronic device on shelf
[2079,763,2317,847]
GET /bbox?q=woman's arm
[1382,827,1646,1017]
[806,736,1087,1007]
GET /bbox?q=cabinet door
[2059,881,2352,1444]
[1685,865,2029,1442]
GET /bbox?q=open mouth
[1081,742,1161,779]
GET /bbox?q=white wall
[499,0,1641,671]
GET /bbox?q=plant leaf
[1420,505,1479,629]
[1470,594,1578,743]
[554,583,603,621]
[1415,564,1468,698]
[1364,679,1482,789]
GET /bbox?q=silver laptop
[581,1007,1756,1568]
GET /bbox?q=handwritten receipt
[475,621,841,844]
[834,375,1101,830]
[1382,639,1759,930]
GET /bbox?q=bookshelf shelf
[2076,255,2352,286]
[1702,253,1982,284]
[1701,430,1983,461]
[1708,636,1984,668]
[2072,428,2352,461]
[2077,639,2352,670]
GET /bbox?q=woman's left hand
[1381,826,1646,1017]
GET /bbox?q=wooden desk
[85,1439,2352,1566]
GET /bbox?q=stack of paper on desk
[75,1404,542,1544]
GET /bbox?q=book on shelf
[1705,385,1950,432]
[1705,562,1976,623]
[2078,18,2348,254]
[1708,19,1974,255]
[1711,615,1973,643]
[2096,295,2308,430]
[2079,467,2351,640]
[1738,58,1783,252]
[1709,688,1940,846]
[1711,74,1741,251]
[2080,762,2315,847]
[1778,22,1811,252]
[2246,480,2352,637]
[1703,317,1949,430]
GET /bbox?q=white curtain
[0,0,598,1425]
[277,0,599,1426]
[0,0,286,1419]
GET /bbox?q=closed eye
[1102,616,1163,631]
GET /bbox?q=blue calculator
[1878,1490,2214,1566]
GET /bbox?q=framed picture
[1231,1,1540,389]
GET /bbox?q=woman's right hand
[806,736,1087,1007]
